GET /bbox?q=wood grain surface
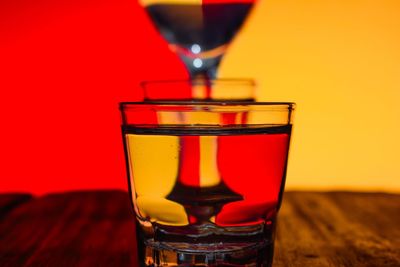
[0,191,399,267]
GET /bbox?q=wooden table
[0,191,399,266]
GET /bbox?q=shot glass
[140,79,256,101]
[120,101,295,266]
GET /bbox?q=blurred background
[0,0,399,194]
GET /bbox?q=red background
[0,0,187,194]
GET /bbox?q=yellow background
[220,0,400,192]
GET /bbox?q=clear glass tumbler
[120,101,295,266]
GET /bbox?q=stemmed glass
[139,0,256,81]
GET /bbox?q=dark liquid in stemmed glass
[146,3,254,79]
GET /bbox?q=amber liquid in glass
[123,124,291,266]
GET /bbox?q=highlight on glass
[120,101,295,266]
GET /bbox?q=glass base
[138,240,274,267]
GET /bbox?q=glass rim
[120,101,295,126]
[140,78,256,88]
[120,101,295,108]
